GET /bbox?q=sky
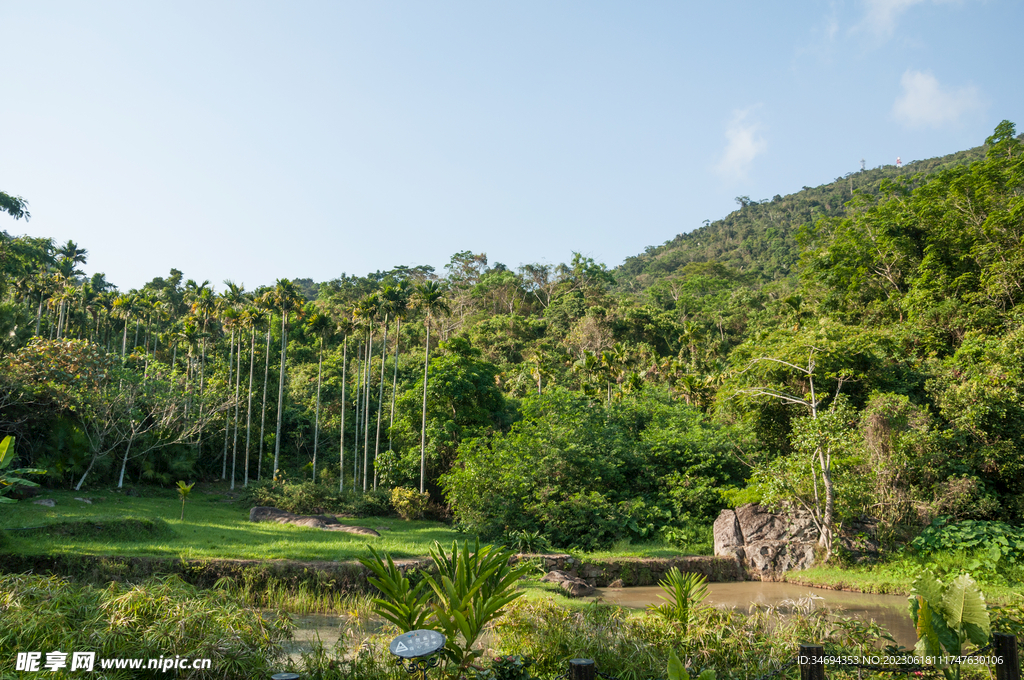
[2,1,1021,291]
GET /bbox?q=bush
[242,480,394,517]
[912,516,1024,576]
[390,487,430,520]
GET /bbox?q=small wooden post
[799,644,825,680]
[994,633,1020,680]
[569,658,596,680]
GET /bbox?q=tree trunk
[373,315,388,489]
[420,318,430,494]
[339,335,347,493]
[75,454,99,491]
[312,336,323,481]
[243,326,256,487]
[388,319,402,452]
[222,329,235,479]
[363,329,373,491]
[272,312,288,479]
[353,343,362,485]
[231,329,243,489]
[117,437,134,489]
[257,327,271,481]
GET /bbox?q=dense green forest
[2,121,1022,557]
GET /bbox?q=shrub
[912,516,1024,576]
[242,480,394,517]
[390,487,430,520]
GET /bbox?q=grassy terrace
[0,485,704,562]
[0,486,465,562]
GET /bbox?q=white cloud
[892,70,983,129]
[860,0,928,37]
[714,108,767,180]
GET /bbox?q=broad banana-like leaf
[941,574,990,646]
[667,649,688,680]
[696,670,716,680]
[0,436,14,470]
[913,598,950,661]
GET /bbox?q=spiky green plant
[649,568,709,636]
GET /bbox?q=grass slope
[0,487,464,562]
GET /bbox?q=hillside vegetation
[1,122,1022,569]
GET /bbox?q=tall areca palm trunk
[339,335,347,492]
[230,331,243,489]
[353,343,362,485]
[420,318,430,493]
[222,328,235,480]
[312,335,323,480]
[243,325,256,487]
[362,328,373,491]
[257,326,271,481]
[272,311,288,480]
[373,314,389,490]
[388,319,402,453]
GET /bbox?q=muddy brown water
[592,582,917,648]
[284,582,918,660]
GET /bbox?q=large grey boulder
[713,504,817,580]
[541,569,595,597]
[249,506,380,536]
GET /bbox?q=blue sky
[2,1,1020,290]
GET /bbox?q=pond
[590,582,917,648]
[283,581,918,661]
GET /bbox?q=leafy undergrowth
[790,549,1024,604]
[0,572,291,679]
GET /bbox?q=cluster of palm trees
[1,232,461,492]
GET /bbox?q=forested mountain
[2,122,1022,556]
[617,142,995,289]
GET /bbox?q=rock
[125,487,139,497]
[713,509,743,551]
[33,499,56,507]
[74,497,92,504]
[608,579,624,588]
[541,569,595,597]
[249,506,380,536]
[7,485,39,500]
[714,504,818,580]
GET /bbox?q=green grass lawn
[0,486,468,561]
[0,485,703,562]
[790,556,1024,604]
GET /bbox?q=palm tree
[254,291,274,481]
[304,310,333,482]
[186,280,215,456]
[336,315,354,492]
[373,290,399,490]
[219,304,240,479]
[112,293,137,356]
[242,306,266,486]
[353,295,378,491]
[219,282,246,481]
[385,283,410,456]
[271,279,301,480]
[413,281,450,493]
